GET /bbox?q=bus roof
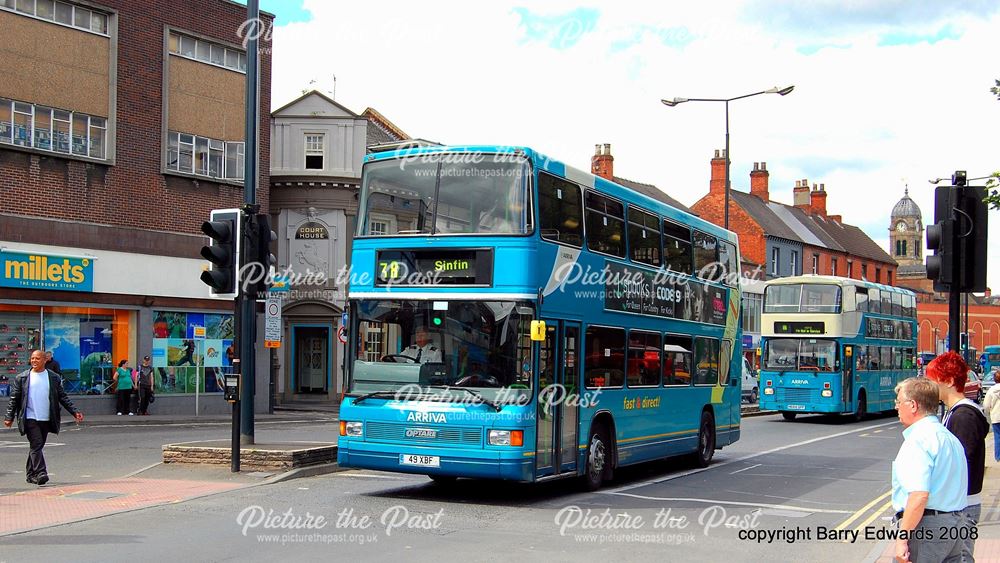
[362,144,736,245]
[762,274,916,296]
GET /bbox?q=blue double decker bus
[758,275,918,421]
[337,145,743,488]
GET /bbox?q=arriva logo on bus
[0,250,95,292]
[406,412,447,424]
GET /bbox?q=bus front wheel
[692,411,716,468]
[584,426,610,491]
[429,475,457,485]
[781,412,797,421]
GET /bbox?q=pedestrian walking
[113,359,135,415]
[3,349,84,485]
[925,351,988,559]
[983,370,1000,463]
[137,355,155,415]
[891,377,969,563]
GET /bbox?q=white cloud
[269,1,1000,288]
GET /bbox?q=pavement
[868,427,1000,562]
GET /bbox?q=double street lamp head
[660,85,795,107]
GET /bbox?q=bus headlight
[821,390,833,398]
[488,430,523,446]
[340,421,363,437]
[763,388,774,395]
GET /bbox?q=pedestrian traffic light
[200,209,240,298]
[251,213,277,296]
[960,332,968,351]
[926,187,954,292]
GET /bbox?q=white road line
[601,419,900,494]
[604,492,853,514]
[729,463,761,475]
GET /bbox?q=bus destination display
[774,321,826,335]
[375,249,493,286]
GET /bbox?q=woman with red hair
[925,351,989,559]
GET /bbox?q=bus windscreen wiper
[352,390,400,404]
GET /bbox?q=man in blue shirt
[891,377,969,563]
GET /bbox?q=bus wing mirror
[530,320,546,341]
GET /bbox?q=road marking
[873,429,883,433]
[847,500,893,541]
[604,492,852,514]
[602,419,900,494]
[0,441,65,448]
[833,490,892,530]
[860,433,870,437]
[729,463,761,475]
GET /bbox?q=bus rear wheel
[692,411,716,468]
[584,426,610,491]
[781,412,797,421]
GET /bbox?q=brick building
[0,0,272,414]
[691,151,896,284]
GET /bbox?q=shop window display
[151,311,234,394]
[0,312,41,396]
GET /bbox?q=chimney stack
[591,143,614,181]
[810,183,828,217]
[750,161,769,202]
[709,149,726,195]
[793,179,811,209]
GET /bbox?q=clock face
[896,222,907,232]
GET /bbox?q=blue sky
[264,1,1000,289]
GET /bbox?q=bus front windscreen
[764,284,841,313]
[359,155,531,236]
[765,338,838,372]
[350,299,533,403]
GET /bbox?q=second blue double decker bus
[758,275,918,421]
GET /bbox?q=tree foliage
[986,80,1000,209]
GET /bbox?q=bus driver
[402,326,442,363]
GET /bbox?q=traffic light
[926,187,954,291]
[200,209,240,298]
[960,332,969,351]
[955,186,988,292]
[251,213,277,296]
[926,175,989,293]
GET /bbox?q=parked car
[964,370,983,403]
[741,357,758,404]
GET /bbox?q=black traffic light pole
[238,0,261,448]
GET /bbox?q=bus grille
[365,422,483,446]
[779,388,815,403]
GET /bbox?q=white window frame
[790,250,798,275]
[771,247,779,276]
[168,31,247,73]
[0,98,105,159]
[1,0,108,36]
[165,130,244,183]
[811,254,819,275]
[304,133,324,170]
[368,213,396,236]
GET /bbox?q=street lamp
[661,85,794,229]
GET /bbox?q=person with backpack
[925,351,989,560]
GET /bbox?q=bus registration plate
[400,454,440,467]
[786,405,806,410]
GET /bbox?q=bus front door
[843,345,854,411]
[535,320,579,478]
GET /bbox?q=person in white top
[3,350,84,485]
[983,370,1000,463]
[401,326,442,363]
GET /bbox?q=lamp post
[661,86,794,230]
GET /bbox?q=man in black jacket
[926,351,989,559]
[3,349,85,485]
